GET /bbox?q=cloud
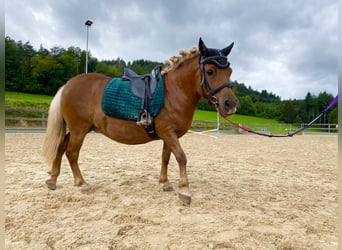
[5,0,337,99]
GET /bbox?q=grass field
[193,109,280,124]
[5,91,52,111]
[5,91,53,104]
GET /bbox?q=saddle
[122,67,160,99]
[122,66,162,126]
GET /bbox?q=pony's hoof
[80,183,91,192]
[161,183,174,192]
[46,179,56,190]
[163,185,174,192]
[178,193,191,206]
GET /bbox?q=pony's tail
[42,86,66,166]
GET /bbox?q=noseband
[199,55,233,105]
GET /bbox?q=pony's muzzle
[225,99,236,110]
[222,98,238,116]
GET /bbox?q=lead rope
[213,95,338,138]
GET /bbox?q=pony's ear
[198,37,207,56]
[221,42,234,56]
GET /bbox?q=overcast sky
[5,0,338,100]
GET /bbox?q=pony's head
[198,37,238,117]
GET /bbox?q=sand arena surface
[5,132,337,249]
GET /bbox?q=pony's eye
[206,69,214,76]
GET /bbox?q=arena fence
[5,108,338,135]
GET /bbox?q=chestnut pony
[42,38,238,205]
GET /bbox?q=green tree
[280,100,296,123]
[128,59,161,74]
[38,44,49,56]
[238,96,256,116]
[9,39,36,91]
[58,50,78,79]
[317,92,334,123]
[95,62,120,76]
[31,55,64,95]
[304,92,318,121]
[234,82,248,97]
[328,107,338,124]
[197,98,216,111]
[67,46,82,74]
[255,102,281,119]
[5,37,21,90]
[50,46,65,57]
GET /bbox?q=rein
[213,95,338,138]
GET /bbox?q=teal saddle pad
[102,77,164,121]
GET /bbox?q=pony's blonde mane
[162,46,199,75]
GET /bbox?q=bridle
[199,54,233,106]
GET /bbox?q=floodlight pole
[85,20,93,73]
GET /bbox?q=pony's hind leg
[65,131,87,187]
[46,133,70,190]
[159,142,174,191]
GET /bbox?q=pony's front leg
[164,136,191,205]
[159,142,173,191]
